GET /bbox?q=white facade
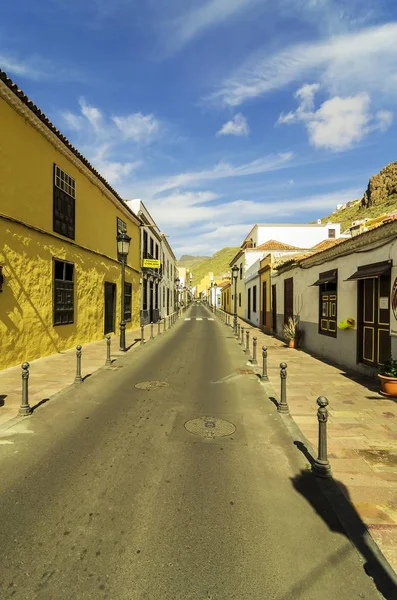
[126,199,177,322]
[271,221,397,374]
[245,259,261,326]
[244,223,345,249]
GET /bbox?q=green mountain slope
[178,247,239,285]
[178,254,209,269]
[319,161,397,231]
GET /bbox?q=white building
[271,219,397,374]
[125,199,177,323]
[243,222,346,249]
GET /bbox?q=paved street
[0,305,388,599]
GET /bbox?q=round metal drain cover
[135,381,169,391]
[184,417,236,438]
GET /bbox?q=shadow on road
[290,465,397,600]
[0,395,6,408]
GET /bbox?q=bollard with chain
[105,335,112,366]
[245,330,250,354]
[278,362,289,413]
[158,320,161,336]
[251,337,258,365]
[261,346,268,381]
[312,397,332,478]
[150,321,154,340]
[141,325,145,346]
[19,362,32,416]
[74,345,83,384]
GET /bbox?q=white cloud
[210,23,397,106]
[172,0,262,49]
[217,113,249,136]
[91,145,142,184]
[278,84,393,151]
[79,98,103,131]
[148,152,294,195]
[0,52,84,82]
[112,113,161,142]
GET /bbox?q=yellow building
[0,71,141,370]
[220,282,231,313]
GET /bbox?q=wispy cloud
[142,152,294,195]
[0,52,83,82]
[217,113,249,136]
[169,0,263,52]
[210,22,397,106]
[113,113,161,142]
[277,84,393,151]
[163,187,361,255]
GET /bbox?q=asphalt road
[0,304,384,599]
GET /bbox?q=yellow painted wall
[221,284,231,313]
[0,94,141,370]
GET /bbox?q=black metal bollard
[19,362,32,416]
[158,320,161,336]
[237,324,241,343]
[245,330,250,354]
[141,325,145,346]
[278,362,289,413]
[150,321,154,340]
[74,345,83,384]
[312,397,332,478]
[106,335,112,366]
[261,346,268,381]
[251,337,258,365]
[240,326,244,346]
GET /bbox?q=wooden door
[358,274,391,366]
[262,281,267,330]
[104,282,116,335]
[272,285,277,332]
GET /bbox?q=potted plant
[378,358,397,397]
[283,316,303,349]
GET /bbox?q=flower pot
[378,374,397,397]
[288,338,297,349]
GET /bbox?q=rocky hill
[320,160,397,231]
[178,247,239,285]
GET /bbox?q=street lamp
[117,229,131,351]
[210,281,214,310]
[232,265,239,335]
[175,277,180,313]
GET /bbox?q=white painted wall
[272,241,397,373]
[247,223,342,248]
[245,272,260,326]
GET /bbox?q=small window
[319,274,337,337]
[328,229,336,239]
[240,263,243,280]
[124,282,132,322]
[53,259,74,325]
[239,292,241,307]
[143,231,148,257]
[117,217,126,233]
[53,165,75,240]
[284,277,293,324]
[155,243,159,259]
[150,237,154,257]
[253,285,257,312]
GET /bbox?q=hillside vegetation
[178,254,209,269]
[178,247,239,285]
[320,161,397,231]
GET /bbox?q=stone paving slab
[223,310,397,576]
[0,314,180,427]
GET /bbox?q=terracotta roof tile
[311,239,346,252]
[0,70,138,221]
[253,240,303,251]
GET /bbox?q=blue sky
[1,0,397,257]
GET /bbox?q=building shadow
[0,395,6,408]
[292,446,397,600]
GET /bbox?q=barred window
[124,282,132,322]
[53,165,75,240]
[53,259,74,325]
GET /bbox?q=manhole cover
[184,417,236,439]
[134,381,169,391]
[238,369,254,375]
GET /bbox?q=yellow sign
[143,259,161,269]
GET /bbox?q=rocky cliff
[361,161,397,208]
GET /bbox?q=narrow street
[0,305,382,599]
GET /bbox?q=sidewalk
[0,316,175,429]
[228,311,397,575]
